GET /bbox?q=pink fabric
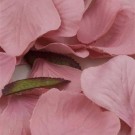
[81,55,135,127]
[0,53,16,91]
[30,89,120,135]
[30,59,82,92]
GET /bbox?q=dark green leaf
[24,51,81,69]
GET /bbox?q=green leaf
[24,51,81,69]
[2,77,70,96]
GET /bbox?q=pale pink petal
[77,0,121,44]
[88,7,135,56]
[0,0,61,56]
[0,52,16,90]
[30,59,81,92]
[47,0,84,37]
[81,55,135,126]
[30,89,120,135]
[0,94,38,135]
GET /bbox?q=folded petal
[88,7,135,56]
[30,59,81,92]
[0,94,38,135]
[77,0,121,43]
[0,53,16,91]
[30,89,120,135]
[0,0,61,56]
[47,0,84,37]
[35,37,89,58]
[81,55,135,126]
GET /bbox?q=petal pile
[0,0,61,56]
[0,0,84,56]
[1,0,135,134]
[77,0,135,57]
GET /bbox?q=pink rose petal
[47,0,84,37]
[81,55,135,127]
[0,94,38,135]
[0,0,61,56]
[77,0,121,44]
[88,7,135,56]
[30,89,120,135]
[0,52,16,91]
[37,43,89,58]
[35,36,89,58]
[84,0,92,11]
[118,121,131,135]
[30,59,81,92]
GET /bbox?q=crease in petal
[77,0,121,44]
[88,7,135,56]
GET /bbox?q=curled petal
[81,55,135,127]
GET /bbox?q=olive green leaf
[2,77,70,96]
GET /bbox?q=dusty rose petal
[0,94,38,135]
[35,37,89,58]
[81,55,135,126]
[0,0,61,56]
[118,121,131,135]
[77,0,121,44]
[30,59,81,92]
[88,7,135,56]
[37,43,89,58]
[0,97,8,115]
[47,0,84,37]
[30,89,120,135]
[84,0,92,11]
[0,53,16,91]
